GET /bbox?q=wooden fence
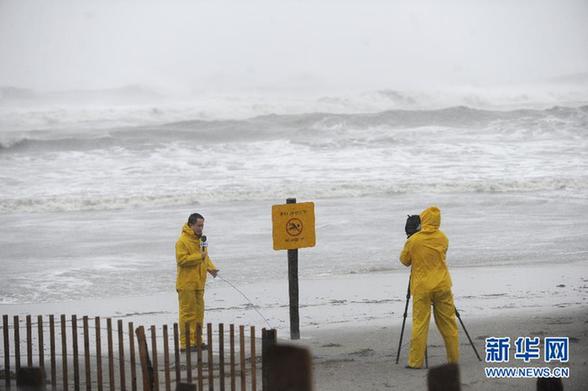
[1,314,272,391]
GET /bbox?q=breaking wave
[1,105,586,153]
[1,104,587,213]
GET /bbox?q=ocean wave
[1,178,585,214]
[1,105,586,153]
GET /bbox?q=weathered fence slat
[118,320,126,391]
[230,325,235,391]
[150,326,159,391]
[265,344,312,391]
[239,326,246,391]
[261,328,277,391]
[207,323,214,391]
[129,322,137,391]
[185,322,192,384]
[14,315,21,374]
[1,315,262,391]
[83,316,91,391]
[50,315,56,390]
[3,315,9,389]
[219,323,225,391]
[163,325,171,391]
[107,318,114,391]
[135,326,153,391]
[26,315,32,368]
[61,314,68,391]
[250,326,256,391]
[14,316,21,374]
[96,317,103,391]
[196,325,203,391]
[173,323,180,385]
[72,315,80,391]
[38,315,45,377]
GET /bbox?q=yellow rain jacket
[176,224,217,290]
[399,206,458,368]
[176,223,217,349]
[400,206,452,296]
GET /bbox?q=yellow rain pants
[400,206,459,367]
[408,289,459,368]
[178,289,205,348]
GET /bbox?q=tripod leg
[425,347,428,369]
[395,279,411,364]
[455,308,482,362]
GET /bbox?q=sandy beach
[2,258,587,390]
[304,306,588,391]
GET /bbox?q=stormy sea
[1,87,587,306]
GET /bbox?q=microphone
[200,235,208,252]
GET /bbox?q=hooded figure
[400,206,459,368]
[176,214,218,350]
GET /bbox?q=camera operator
[400,206,459,369]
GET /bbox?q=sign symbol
[286,218,303,237]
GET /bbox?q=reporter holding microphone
[175,213,219,351]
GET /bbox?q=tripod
[395,276,482,365]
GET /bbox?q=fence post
[229,325,235,391]
[261,329,277,391]
[185,322,192,384]
[239,326,246,391]
[250,326,256,391]
[207,323,214,391]
[60,315,68,391]
[83,317,91,391]
[427,363,461,391]
[218,323,225,391]
[119,320,126,391]
[72,315,79,391]
[163,325,170,391]
[3,315,10,389]
[107,319,114,391]
[95,317,103,391]
[129,322,137,391]
[173,323,180,385]
[265,345,312,391]
[135,326,153,391]
[286,197,301,340]
[26,315,32,368]
[49,315,56,391]
[14,316,21,374]
[16,367,45,391]
[196,325,203,391]
[38,315,45,376]
[150,326,159,391]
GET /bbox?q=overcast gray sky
[1,0,587,94]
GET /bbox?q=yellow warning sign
[272,202,316,250]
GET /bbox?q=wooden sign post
[272,198,316,340]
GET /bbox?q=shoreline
[1,260,586,341]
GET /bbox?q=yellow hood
[400,205,451,295]
[420,206,441,233]
[182,223,197,238]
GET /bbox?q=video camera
[405,215,421,238]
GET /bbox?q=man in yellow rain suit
[176,213,219,351]
[400,206,459,368]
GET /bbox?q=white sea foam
[1,105,587,213]
[1,83,587,133]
